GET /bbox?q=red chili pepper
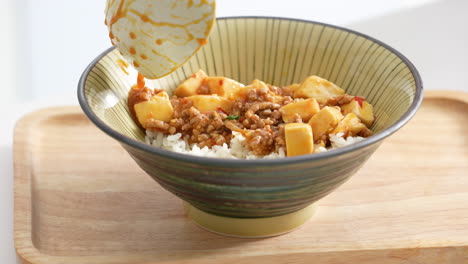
[354,96,365,107]
[217,107,227,115]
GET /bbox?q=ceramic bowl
[78,17,423,237]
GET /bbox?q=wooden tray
[14,91,468,264]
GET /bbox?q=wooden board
[14,91,468,264]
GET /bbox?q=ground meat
[134,94,230,147]
[246,88,275,102]
[145,119,170,132]
[274,124,286,151]
[247,102,281,114]
[245,128,276,155]
[358,127,374,137]
[281,96,294,105]
[278,86,294,97]
[225,121,243,132]
[268,84,294,97]
[237,102,281,131]
[271,110,281,119]
[171,97,193,118]
[290,113,302,123]
[165,92,286,154]
[324,94,355,107]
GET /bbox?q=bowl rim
[78,16,423,167]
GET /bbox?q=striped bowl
[78,17,423,237]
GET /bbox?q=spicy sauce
[354,96,366,107]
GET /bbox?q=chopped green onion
[226,115,239,120]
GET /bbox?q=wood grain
[14,91,468,264]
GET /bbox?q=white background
[1,0,467,263]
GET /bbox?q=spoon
[105,0,216,79]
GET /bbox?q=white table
[1,0,466,263]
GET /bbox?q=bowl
[78,16,423,237]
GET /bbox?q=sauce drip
[137,73,145,88]
[197,38,207,45]
[116,59,130,75]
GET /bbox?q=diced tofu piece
[308,106,344,141]
[186,95,233,112]
[174,69,208,97]
[285,123,314,157]
[280,98,320,123]
[154,90,169,100]
[341,98,375,127]
[203,76,244,99]
[250,79,269,90]
[294,76,345,103]
[134,91,174,126]
[332,113,366,137]
[231,86,250,101]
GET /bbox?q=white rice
[330,132,365,148]
[145,130,364,159]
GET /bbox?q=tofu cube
[134,91,174,126]
[250,79,269,89]
[231,86,249,101]
[154,90,169,100]
[308,106,344,141]
[294,76,345,103]
[285,123,314,157]
[186,95,233,112]
[332,113,366,137]
[174,69,208,97]
[280,98,320,123]
[341,98,375,127]
[203,76,244,99]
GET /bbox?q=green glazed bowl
[78,17,422,236]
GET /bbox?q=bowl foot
[184,203,317,238]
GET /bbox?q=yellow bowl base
[184,203,317,238]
